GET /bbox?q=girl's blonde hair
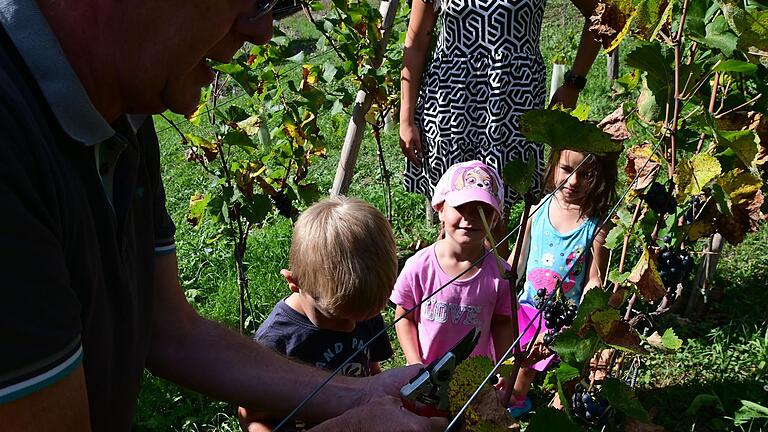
[542,149,618,219]
[290,196,398,318]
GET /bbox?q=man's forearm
[147,254,362,422]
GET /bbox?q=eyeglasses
[249,0,278,21]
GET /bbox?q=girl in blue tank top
[505,149,618,417]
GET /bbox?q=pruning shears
[400,327,481,417]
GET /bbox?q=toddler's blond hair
[290,196,397,318]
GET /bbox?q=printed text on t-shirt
[422,298,481,325]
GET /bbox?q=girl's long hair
[542,149,618,220]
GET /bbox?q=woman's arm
[549,0,601,109]
[400,0,438,166]
[394,305,423,365]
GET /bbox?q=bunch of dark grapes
[271,191,293,218]
[683,195,703,224]
[657,244,694,289]
[571,383,611,426]
[643,182,677,215]
[536,289,577,346]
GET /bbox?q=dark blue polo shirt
[0,0,175,430]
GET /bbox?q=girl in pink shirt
[391,161,514,366]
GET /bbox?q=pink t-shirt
[390,244,513,364]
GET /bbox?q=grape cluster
[536,289,577,346]
[643,182,676,215]
[683,195,703,224]
[571,383,611,426]
[657,244,694,289]
[271,191,293,218]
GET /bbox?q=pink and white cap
[431,160,505,216]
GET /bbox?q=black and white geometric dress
[404,0,548,210]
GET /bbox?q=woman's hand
[548,84,581,109]
[400,121,424,167]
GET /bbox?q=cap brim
[444,190,503,215]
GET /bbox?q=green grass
[136,1,768,431]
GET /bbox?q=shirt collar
[0,0,116,145]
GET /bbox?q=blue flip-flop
[506,396,533,418]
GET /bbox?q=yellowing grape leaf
[625,143,661,190]
[674,153,722,200]
[687,220,716,241]
[187,193,209,227]
[236,115,262,136]
[589,1,636,51]
[628,249,666,302]
[646,328,683,351]
[634,0,672,41]
[717,130,759,167]
[717,169,763,205]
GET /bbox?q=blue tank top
[518,196,599,307]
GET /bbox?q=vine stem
[670,0,691,178]
[501,197,533,406]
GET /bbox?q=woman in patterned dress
[399,0,602,249]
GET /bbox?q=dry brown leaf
[598,106,632,142]
[625,143,661,190]
[589,2,629,49]
[628,250,666,302]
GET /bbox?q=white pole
[549,63,566,104]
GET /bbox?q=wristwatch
[564,70,587,91]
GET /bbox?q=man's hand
[360,364,423,404]
[310,396,449,432]
[400,122,423,167]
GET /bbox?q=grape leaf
[552,327,600,372]
[713,59,759,74]
[609,269,631,285]
[187,193,209,227]
[526,407,584,432]
[703,16,739,56]
[634,0,672,40]
[717,130,759,167]
[520,109,622,155]
[571,288,611,334]
[637,77,662,123]
[555,362,581,383]
[604,225,626,249]
[674,153,722,200]
[687,220,716,241]
[626,41,674,85]
[236,115,263,136]
[588,0,635,51]
[591,310,647,353]
[721,2,768,51]
[240,194,271,224]
[646,328,683,351]
[601,378,651,422]
[661,328,683,350]
[503,158,538,195]
[717,169,763,205]
[628,249,666,302]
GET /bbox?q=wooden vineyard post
[330,0,400,197]
[607,46,620,82]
